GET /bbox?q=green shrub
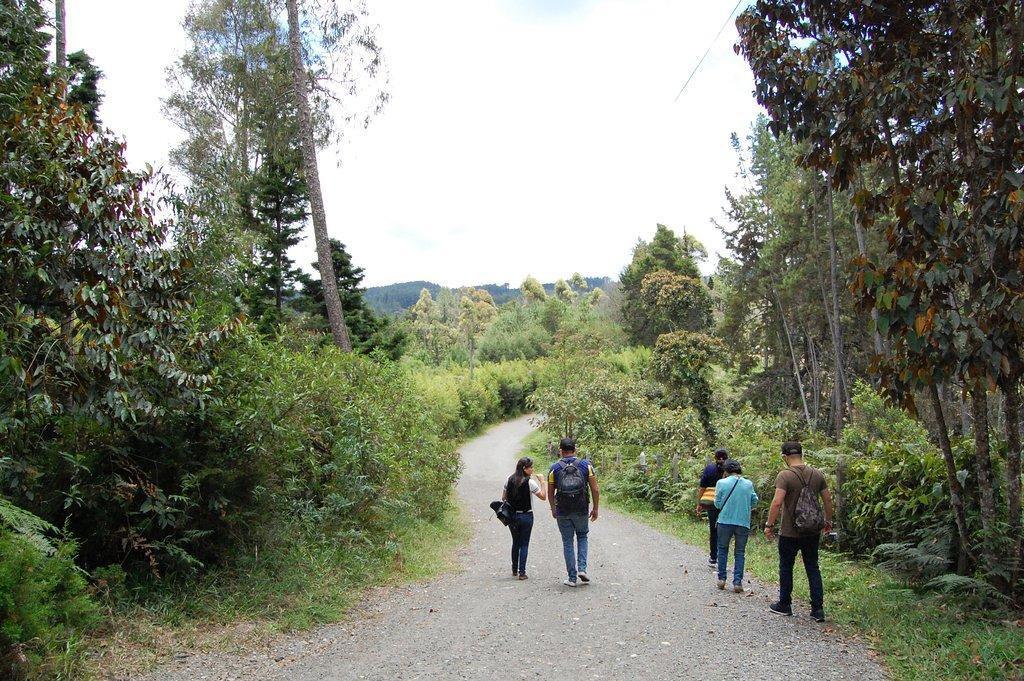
[212,333,460,534]
[0,528,98,680]
[836,383,985,578]
[476,360,545,418]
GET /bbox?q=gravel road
[145,416,886,681]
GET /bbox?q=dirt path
[145,416,886,680]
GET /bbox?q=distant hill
[364,277,613,316]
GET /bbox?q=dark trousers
[706,506,720,560]
[778,534,824,610]
[509,511,534,574]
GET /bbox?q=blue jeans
[716,523,749,585]
[556,513,589,581]
[509,512,534,574]
[778,534,824,610]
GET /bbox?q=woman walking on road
[503,456,547,580]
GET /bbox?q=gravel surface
[144,416,886,680]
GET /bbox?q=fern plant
[0,497,57,556]
[923,573,1011,608]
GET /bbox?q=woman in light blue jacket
[714,459,758,592]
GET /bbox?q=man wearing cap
[714,458,758,592]
[764,441,833,622]
[696,448,729,567]
[548,437,599,587]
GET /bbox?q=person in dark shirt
[502,456,547,580]
[764,441,833,621]
[696,448,729,567]
[548,437,599,587]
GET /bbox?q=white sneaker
[563,578,578,587]
[578,572,591,584]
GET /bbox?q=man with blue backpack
[548,437,600,587]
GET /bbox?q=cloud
[499,0,598,22]
[68,0,762,288]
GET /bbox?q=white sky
[64,0,762,288]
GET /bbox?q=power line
[672,0,745,103]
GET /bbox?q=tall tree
[408,288,455,365]
[620,225,712,347]
[66,49,102,123]
[164,0,302,313]
[248,145,307,328]
[281,0,387,350]
[738,0,1024,595]
[458,288,497,378]
[54,0,65,67]
[521,275,547,304]
[285,0,349,350]
[298,239,404,358]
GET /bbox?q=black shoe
[769,602,793,616]
[810,609,826,622]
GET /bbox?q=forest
[1,0,1022,679]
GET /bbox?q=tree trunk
[285,0,352,351]
[835,456,847,547]
[1003,379,1022,589]
[810,184,845,434]
[851,199,884,357]
[928,383,971,574]
[825,179,851,424]
[971,388,1001,576]
[959,384,971,436]
[772,284,812,429]
[275,214,283,312]
[807,330,821,424]
[55,0,66,68]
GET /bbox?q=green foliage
[407,288,457,365]
[653,331,724,439]
[0,528,98,680]
[638,270,713,335]
[0,498,57,556]
[458,288,498,373]
[737,0,1024,598]
[2,83,213,428]
[363,277,612,316]
[620,224,712,347]
[410,358,544,439]
[477,303,549,362]
[65,50,103,124]
[213,333,460,534]
[1,79,240,574]
[297,239,407,359]
[246,145,307,332]
[529,338,650,443]
[520,276,546,303]
[0,0,49,121]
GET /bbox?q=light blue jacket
[714,475,758,528]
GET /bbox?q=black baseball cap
[560,437,576,451]
[713,448,728,461]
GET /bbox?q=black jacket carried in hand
[489,500,514,526]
